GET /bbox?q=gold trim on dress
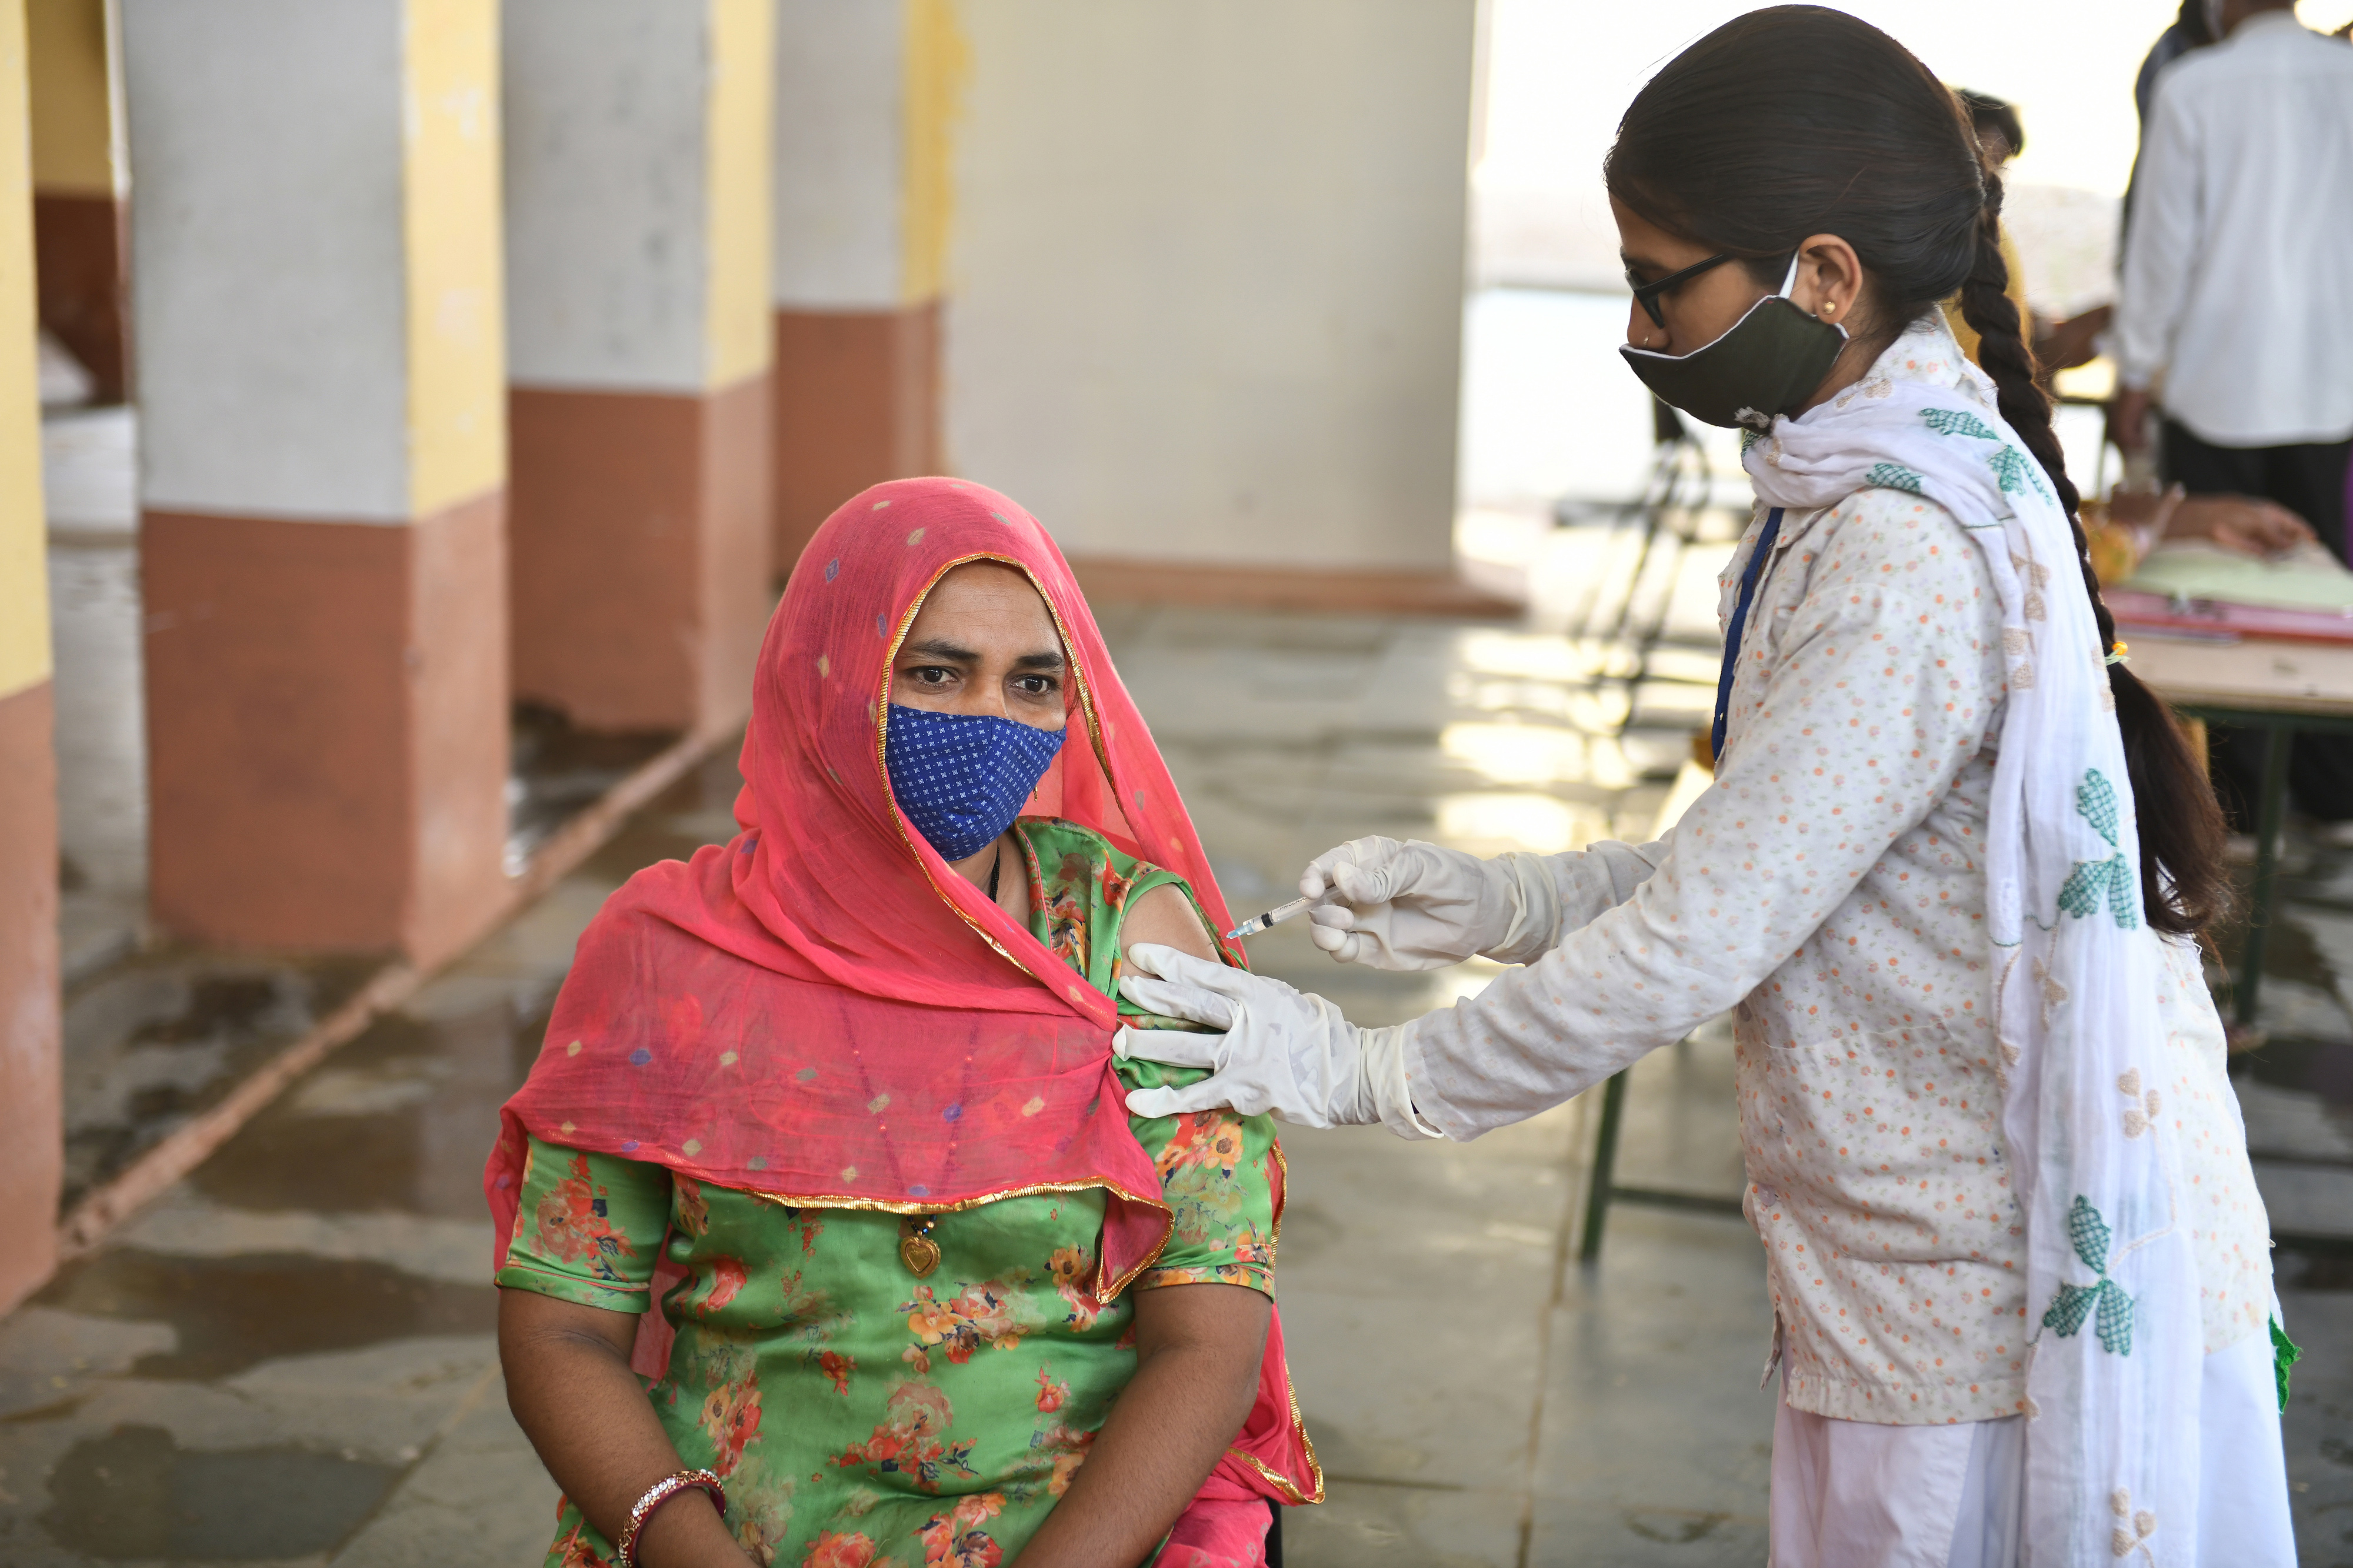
[1229,1446,1323,1509]
[1267,1137,1289,1257]
[744,1178,1175,1303]
[1225,1352,1327,1506]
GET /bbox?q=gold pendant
[899,1216,940,1277]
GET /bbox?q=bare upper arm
[498,1282,642,1362]
[1129,1278,1272,1365]
[1122,880,1219,964]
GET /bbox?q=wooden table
[2126,633,2353,1028]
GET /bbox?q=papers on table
[2111,543,2353,646]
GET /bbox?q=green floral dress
[497,820,1281,1568]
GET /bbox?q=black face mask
[1618,260,1849,432]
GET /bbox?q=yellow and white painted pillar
[121,0,509,962]
[767,0,957,574]
[504,0,775,733]
[25,0,124,401]
[0,0,64,1313]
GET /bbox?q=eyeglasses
[1626,251,1735,328]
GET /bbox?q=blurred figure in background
[2112,0,2353,829]
[1939,85,2317,585]
[2122,0,2218,249]
[1939,76,2317,578]
[2111,0,2353,561]
[1941,90,2109,374]
[1950,59,2319,589]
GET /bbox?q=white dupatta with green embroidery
[1745,318,2203,1566]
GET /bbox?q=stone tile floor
[10,543,2353,1563]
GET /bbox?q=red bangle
[616,1469,727,1568]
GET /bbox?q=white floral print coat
[1408,320,2272,1424]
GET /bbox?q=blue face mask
[884,704,1068,862]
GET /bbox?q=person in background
[2121,0,2217,249]
[1941,90,2109,375]
[2113,0,2353,827]
[2112,0,2353,559]
[1939,88,2311,593]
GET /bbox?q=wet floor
[12,516,2353,1562]
[42,1424,403,1560]
[57,958,378,1216]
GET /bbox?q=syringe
[1224,893,1329,941]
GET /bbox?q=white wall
[945,0,1476,572]
[770,0,901,309]
[504,0,713,391]
[121,0,411,521]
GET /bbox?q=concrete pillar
[26,0,126,401]
[0,0,64,1313]
[122,0,509,962]
[947,0,1474,579]
[767,0,954,575]
[504,0,775,735]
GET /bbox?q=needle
[1224,893,1329,941]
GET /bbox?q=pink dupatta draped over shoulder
[485,478,1321,1552]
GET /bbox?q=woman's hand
[498,1289,755,1568]
[2032,304,2109,373]
[2164,493,2315,558]
[1295,836,1558,968]
[1114,945,1439,1136]
[1012,1283,1272,1567]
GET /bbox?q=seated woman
[486,478,1318,1568]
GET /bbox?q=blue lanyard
[1711,508,1784,767]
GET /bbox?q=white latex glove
[1112,943,1441,1137]
[1298,836,1559,969]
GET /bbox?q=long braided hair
[1605,5,2228,935]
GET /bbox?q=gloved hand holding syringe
[1130,833,1567,1133]
[1223,839,1498,942]
[1222,836,1561,965]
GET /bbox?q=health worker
[1114,8,2297,1564]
